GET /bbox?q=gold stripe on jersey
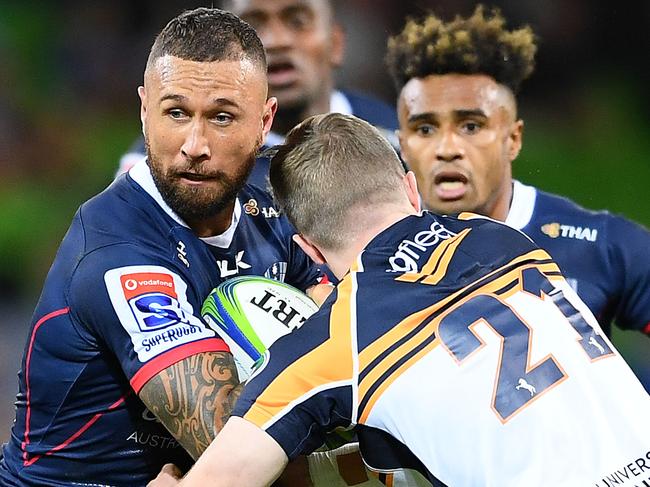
[396,228,471,285]
[357,249,560,422]
[243,269,357,429]
[457,211,484,220]
[497,261,563,300]
[360,249,553,373]
[359,333,440,423]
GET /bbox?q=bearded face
[138,55,274,231]
[146,136,258,222]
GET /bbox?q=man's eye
[285,10,313,30]
[289,14,309,29]
[416,125,435,136]
[213,113,234,124]
[462,121,482,134]
[168,109,186,119]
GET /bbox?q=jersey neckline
[504,180,537,230]
[128,159,241,249]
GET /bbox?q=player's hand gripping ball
[201,276,318,382]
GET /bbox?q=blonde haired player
[151,114,650,487]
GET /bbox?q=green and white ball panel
[201,276,318,381]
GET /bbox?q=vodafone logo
[120,272,177,300]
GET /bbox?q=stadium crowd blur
[1,0,649,442]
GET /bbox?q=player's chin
[272,88,309,110]
[423,195,469,216]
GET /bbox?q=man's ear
[262,97,278,139]
[138,86,147,135]
[508,119,524,162]
[404,171,421,213]
[397,129,411,169]
[293,234,326,265]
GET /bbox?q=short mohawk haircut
[146,7,266,70]
[386,5,536,93]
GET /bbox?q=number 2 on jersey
[437,267,613,422]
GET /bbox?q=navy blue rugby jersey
[117,90,398,189]
[505,181,650,336]
[232,212,650,485]
[0,160,321,486]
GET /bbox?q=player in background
[149,114,650,486]
[0,8,331,486]
[386,6,650,341]
[118,0,398,189]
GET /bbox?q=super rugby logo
[120,272,189,332]
[387,221,457,273]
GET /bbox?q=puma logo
[515,378,536,397]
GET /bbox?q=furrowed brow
[407,112,438,125]
[454,109,488,119]
[212,98,241,109]
[159,94,187,104]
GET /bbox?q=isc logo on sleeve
[106,266,216,362]
[120,273,188,331]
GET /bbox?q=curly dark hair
[386,5,536,93]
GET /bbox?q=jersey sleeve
[68,245,229,393]
[606,216,650,333]
[232,298,354,460]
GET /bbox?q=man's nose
[181,121,210,161]
[260,18,294,51]
[435,129,463,163]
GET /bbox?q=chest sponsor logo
[387,221,457,273]
[541,222,598,242]
[121,272,188,332]
[217,250,252,278]
[243,198,280,218]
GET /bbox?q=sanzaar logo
[387,221,456,273]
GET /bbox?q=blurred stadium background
[1,0,649,442]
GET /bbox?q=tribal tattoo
[139,351,243,460]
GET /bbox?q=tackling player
[0,8,330,486]
[386,5,650,341]
[151,113,650,487]
[118,0,399,188]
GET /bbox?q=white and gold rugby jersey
[233,212,650,487]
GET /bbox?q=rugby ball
[201,276,318,381]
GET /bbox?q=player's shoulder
[368,212,539,280]
[446,211,540,260]
[342,90,398,131]
[523,182,648,244]
[533,185,612,221]
[79,175,170,251]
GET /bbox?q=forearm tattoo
[139,351,244,460]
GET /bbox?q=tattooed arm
[140,352,314,486]
[139,351,243,460]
